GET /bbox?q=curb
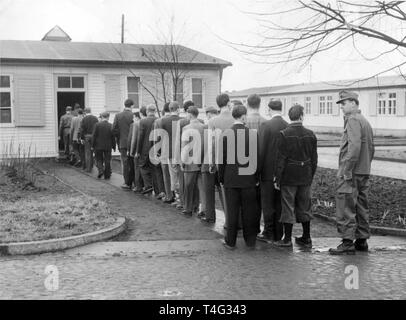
[0,217,127,256]
[313,213,406,237]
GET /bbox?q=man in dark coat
[257,99,288,242]
[135,104,162,195]
[113,98,134,189]
[92,112,116,179]
[218,104,260,250]
[80,107,99,172]
[274,104,318,248]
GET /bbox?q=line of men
[89,89,375,255]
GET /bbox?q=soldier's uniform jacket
[338,110,375,179]
[59,113,73,137]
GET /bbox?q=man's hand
[274,182,280,190]
[134,153,140,159]
[58,136,61,141]
[209,165,216,174]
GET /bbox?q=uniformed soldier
[329,90,375,255]
[59,106,73,157]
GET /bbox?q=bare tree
[140,16,198,108]
[229,1,406,83]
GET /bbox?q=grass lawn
[312,167,406,229]
[0,165,118,243]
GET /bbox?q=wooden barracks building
[228,76,406,137]
[0,26,231,158]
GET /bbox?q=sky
[0,0,405,92]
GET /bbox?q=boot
[329,239,356,255]
[354,239,369,251]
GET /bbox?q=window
[175,78,184,106]
[318,95,333,114]
[127,77,140,108]
[305,96,311,114]
[192,78,203,108]
[326,96,333,114]
[319,96,326,114]
[0,75,12,124]
[57,76,84,89]
[291,96,298,105]
[378,92,397,115]
[388,92,397,115]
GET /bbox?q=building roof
[228,76,406,97]
[0,40,232,67]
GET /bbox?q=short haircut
[288,104,304,121]
[187,106,199,117]
[77,108,83,115]
[147,104,156,113]
[74,103,81,108]
[140,106,147,117]
[101,112,110,119]
[268,99,282,111]
[216,93,230,108]
[84,107,91,113]
[66,106,72,111]
[231,99,243,106]
[133,112,141,119]
[247,94,261,109]
[163,102,170,114]
[169,101,180,112]
[124,98,134,108]
[232,104,247,119]
[183,100,194,112]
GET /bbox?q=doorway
[57,92,85,151]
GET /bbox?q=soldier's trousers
[336,175,371,240]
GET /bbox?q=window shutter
[105,75,122,112]
[184,76,192,100]
[14,74,45,127]
[368,92,377,116]
[312,95,319,115]
[396,90,406,116]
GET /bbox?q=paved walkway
[1,161,406,300]
[318,146,406,180]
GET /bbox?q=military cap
[337,90,359,104]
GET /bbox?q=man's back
[276,123,318,186]
[181,119,205,172]
[259,115,288,181]
[113,110,133,149]
[246,112,266,131]
[80,114,99,138]
[161,114,181,159]
[208,109,234,132]
[93,121,115,151]
[137,116,157,163]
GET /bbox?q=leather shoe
[181,210,192,217]
[257,233,273,243]
[163,197,175,204]
[201,217,215,224]
[295,236,312,248]
[274,239,293,247]
[221,239,235,250]
[141,187,153,194]
[197,211,205,219]
[97,172,104,179]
